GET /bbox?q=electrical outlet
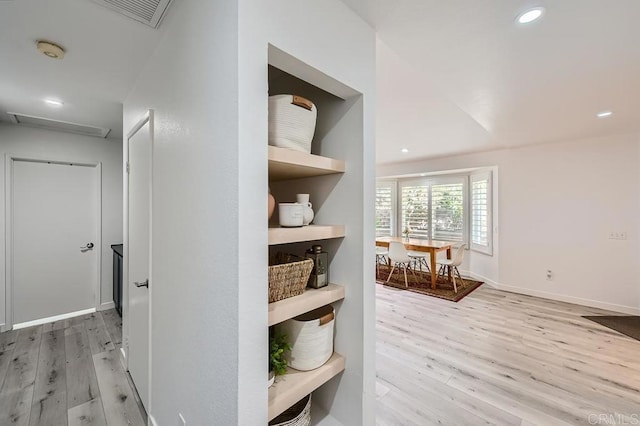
[546,270,552,281]
[178,413,186,426]
[609,232,628,240]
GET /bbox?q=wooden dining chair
[437,244,467,293]
[386,241,416,288]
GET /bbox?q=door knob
[134,279,149,288]
[80,242,94,249]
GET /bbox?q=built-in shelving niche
[266,44,366,425]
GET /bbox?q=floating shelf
[268,353,345,422]
[268,146,345,181]
[268,225,345,245]
[269,284,345,326]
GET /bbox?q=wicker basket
[269,253,314,303]
[269,394,311,426]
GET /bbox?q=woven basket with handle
[269,253,313,303]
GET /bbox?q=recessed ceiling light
[401,148,409,153]
[517,7,545,24]
[44,99,64,107]
[596,111,613,118]
[37,40,65,60]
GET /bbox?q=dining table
[376,236,454,290]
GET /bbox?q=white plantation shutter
[400,183,430,238]
[431,181,465,241]
[375,182,395,237]
[471,171,492,254]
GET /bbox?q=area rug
[376,264,483,302]
[583,316,640,341]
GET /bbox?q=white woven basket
[268,95,317,153]
[270,395,311,426]
[277,305,334,371]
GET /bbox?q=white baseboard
[148,414,158,426]
[13,307,96,330]
[98,301,115,311]
[495,282,640,315]
[460,270,499,288]
[460,270,639,315]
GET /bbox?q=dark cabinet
[111,244,123,316]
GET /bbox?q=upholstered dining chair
[437,244,467,293]
[386,241,416,288]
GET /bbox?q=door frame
[3,154,102,332]
[123,109,153,410]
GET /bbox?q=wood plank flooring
[376,284,640,425]
[0,310,145,426]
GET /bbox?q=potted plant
[269,332,291,387]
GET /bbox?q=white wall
[124,0,241,425]
[241,1,376,424]
[124,0,375,424]
[378,133,640,314]
[0,123,123,327]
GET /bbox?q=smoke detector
[37,40,65,60]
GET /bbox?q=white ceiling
[0,0,166,138]
[342,0,640,164]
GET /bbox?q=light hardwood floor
[376,284,640,426]
[0,310,146,426]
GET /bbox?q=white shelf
[268,146,345,181]
[268,353,345,422]
[269,284,345,326]
[268,225,345,245]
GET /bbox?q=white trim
[148,414,158,426]
[13,307,96,330]
[461,269,640,315]
[99,301,116,311]
[4,154,102,330]
[493,282,640,315]
[95,163,103,310]
[460,269,500,288]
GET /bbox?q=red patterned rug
[376,264,483,302]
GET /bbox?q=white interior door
[128,118,151,409]
[12,160,98,324]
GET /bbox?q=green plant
[269,332,291,376]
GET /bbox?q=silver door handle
[80,242,94,249]
[134,279,149,288]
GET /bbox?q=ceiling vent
[7,112,111,138]
[90,0,174,28]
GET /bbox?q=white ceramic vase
[296,194,315,226]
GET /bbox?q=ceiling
[0,0,166,138]
[342,0,640,164]
[2,0,638,154]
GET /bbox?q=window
[399,177,466,242]
[470,171,493,255]
[400,183,430,238]
[431,181,465,241]
[375,182,395,237]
